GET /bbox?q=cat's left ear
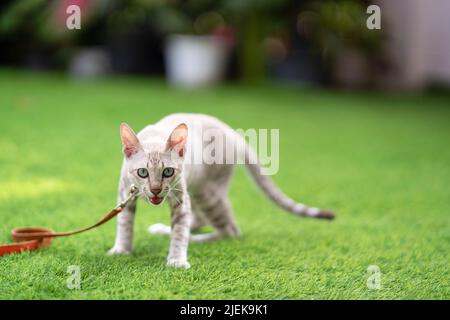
[166,123,188,157]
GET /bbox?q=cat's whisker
[169,186,183,195]
[169,187,183,192]
[168,188,183,206]
[170,178,182,190]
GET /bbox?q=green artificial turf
[0,69,449,299]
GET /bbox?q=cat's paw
[107,246,132,256]
[148,223,171,236]
[166,258,191,269]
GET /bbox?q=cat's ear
[120,123,142,158]
[166,123,188,157]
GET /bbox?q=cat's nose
[150,188,162,196]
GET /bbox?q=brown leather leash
[0,185,138,257]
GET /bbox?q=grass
[0,69,449,300]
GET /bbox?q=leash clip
[118,184,139,209]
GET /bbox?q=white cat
[108,113,334,268]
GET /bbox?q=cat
[107,113,335,268]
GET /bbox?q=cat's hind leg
[189,194,240,243]
[188,164,240,243]
[190,201,209,232]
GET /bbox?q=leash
[0,185,139,257]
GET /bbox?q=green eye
[162,167,174,178]
[137,168,148,178]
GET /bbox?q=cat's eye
[137,168,148,178]
[162,167,175,178]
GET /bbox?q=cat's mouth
[149,196,163,205]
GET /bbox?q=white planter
[165,35,229,88]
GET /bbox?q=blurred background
[1,1,450,300]
[1,0,449,90]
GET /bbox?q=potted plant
[221,0,289,82]
[151,0,234,87]
[0,0,113,77]
[0,0,57,69]
[298,0,382,89]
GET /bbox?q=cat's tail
[243,144,335,220]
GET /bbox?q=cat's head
[119,122,188,206]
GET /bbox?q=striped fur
[108,113,334,268]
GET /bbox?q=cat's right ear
[120,123,142,158]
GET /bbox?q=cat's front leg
[166,189,192,269]
[108,181,137,255]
